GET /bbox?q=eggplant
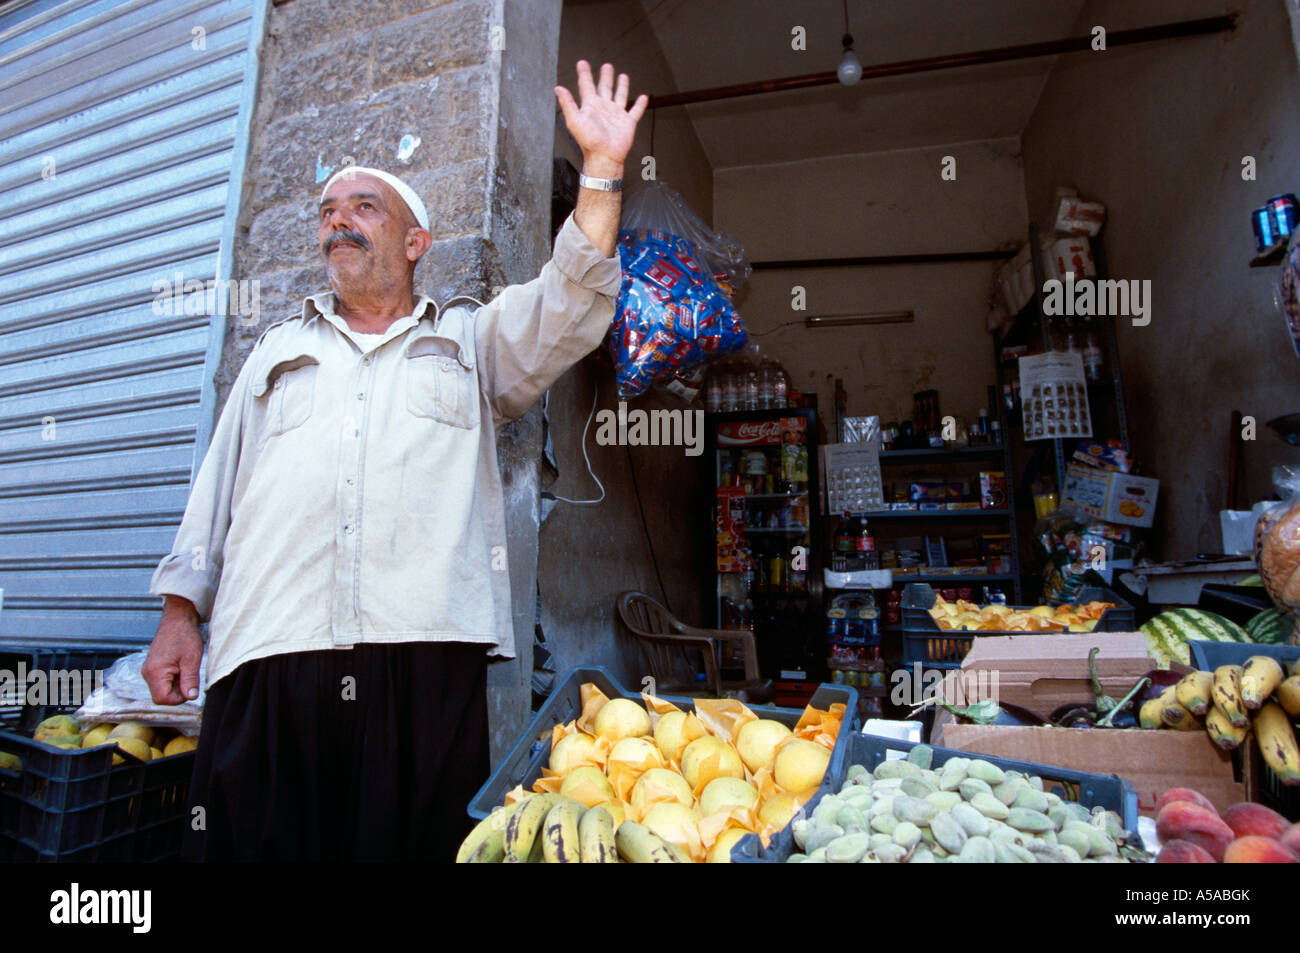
[1138,669,1182,704]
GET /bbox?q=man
[142,61,647,861]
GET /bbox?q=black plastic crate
[732,731,1139,862]
[467,665,858,821]
[1187,641,1300,672]
[901,584,1135,669]
[0,647,196,862]
[0,646,127,734]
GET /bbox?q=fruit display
[1154,788,1299,862]
[928,594,1116,633]
[1139,656,1300,788]
[1140,608,1251,668]
[784,744,1144,863]
[0,716,199,774]
[457,682,846,862]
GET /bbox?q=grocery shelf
[746,526,808,534]
[743,492,809,501]
[878,444,1005,462]
[854,508,1012,519]
[893,573,1016,584]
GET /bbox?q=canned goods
[1255,205,1279,251]
[1270,194,1298,244]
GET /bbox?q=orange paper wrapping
[606,747,665,803]
[624,768,690,821]
[576,683,611,736]
[698,805,759,847]
[548,721,611,769]
[692,696,758,745]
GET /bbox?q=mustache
[323,229,370,253]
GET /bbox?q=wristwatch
[578,172,623,192]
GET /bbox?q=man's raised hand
[554,61,648,178]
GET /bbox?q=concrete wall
[1021,0,1300,558]
[222,0,561,761]
[537,0,717,687]
[714,140,1029,430]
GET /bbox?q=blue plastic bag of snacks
[607,182,750,399]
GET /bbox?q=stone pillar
[224,0,562,762]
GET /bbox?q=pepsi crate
[0,647,196,862]
[731,730,1139,862]
[902,584,1135,669]
[467,665,858,821]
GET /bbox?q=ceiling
[635,0,1092,168]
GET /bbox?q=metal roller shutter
[0,0,266,648]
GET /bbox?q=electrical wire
[544,381,606,505]
[749,318,805,337]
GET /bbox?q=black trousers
[181,642,489,862]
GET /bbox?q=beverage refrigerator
[701,406,826,698]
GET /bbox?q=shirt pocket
[252,352,320,437]
[404,337,480,430]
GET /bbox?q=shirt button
[357,392,365,400]
[362,357,371,366]
[343,524,354,535]
[346,478,355,486]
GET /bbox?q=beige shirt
[150,212,622,688]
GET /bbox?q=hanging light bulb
[837,33,862,85]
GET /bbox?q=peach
[1156,801,1235,861]
[1155,788,1218,815]
[1281,823,1300,856]
[1223,835,1298,864]
[1221,802,1290,841]
[1156,840,1216,863]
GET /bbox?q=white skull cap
[320,165,429,232]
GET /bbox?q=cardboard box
[1062,463,1159,528]
[953,632,1154,720]
[934,717,1245,816]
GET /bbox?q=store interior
[538,0,1300,712]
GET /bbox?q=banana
[1254,702,1300,787]
[578,805,618,863]
[1159,686,1194,729]
[1278,675,1300,717]
[465,828,506,863]
[1139,696,1165,730]
[1205,703,1249,751]
[1240,656,1285,710]
[615,820,685,863]
[504,793,563,863]
[541,798,584,864]
[1212,665,1249,729]
[1174,671,1213,717]
[456,805,515,863]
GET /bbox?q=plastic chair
[615,591,774,703]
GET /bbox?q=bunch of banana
[456,794,691,863]
[1142,657,1300,788]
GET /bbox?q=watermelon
[1140,609,1250,668]
[1245,607,1295,645]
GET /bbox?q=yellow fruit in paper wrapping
[680,736,745,790]
[549,730,599,774]
[653,710,705,761]
[757,791,801,830]
[707,827,749,863]
[559,765,615,808]
[735,718,792,773]
[607,736,665,771]
[595,800,627,827]
[773,739,830,793]
[631,768,695,813]
[108,722,155,747]
[110,737,152,765]
[594,698,652,742]
[641,802,701,856]
[699,777,759,817]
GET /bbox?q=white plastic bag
[620,180,751,289]
[74,650,204,735]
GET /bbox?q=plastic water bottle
[743,362,759,411]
